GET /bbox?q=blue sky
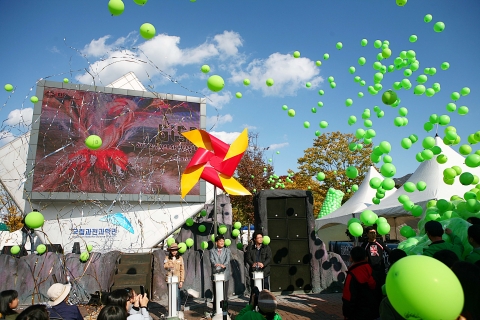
[1,0,479,179]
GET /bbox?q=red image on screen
[31,87,201,196]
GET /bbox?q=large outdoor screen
[25,81,206,202]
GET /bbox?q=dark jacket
[361,239,390,284]
[342,261,377,320]
[48,301,83,320]
[245,244,272,276]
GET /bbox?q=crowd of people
[342,220,480,320]
[3,223,478,320]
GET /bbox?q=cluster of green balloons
[347,215,391,237]
[232,221,242,238]
[318,188,345,217]
[400,134,418,150]
[107,1,155,39]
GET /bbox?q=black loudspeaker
[287,219,308,239]
[269,239,289,265]
[266,198,286,218]
[270,265,291,292]
[288,240,311,265]
[285,198,306,218]
[268,219,288,239]
[290,265,312,291]
[46,244,64,254]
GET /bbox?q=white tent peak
[315,165,396,230]
[106,72,147,91]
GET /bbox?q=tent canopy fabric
[353,136,480,218]
[315,166,396,230]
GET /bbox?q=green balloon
[232,229,240,237]
[243,79,250,86]
[352,184,359,192]
[288,109,295,117]
[4,84,14,92]
[458,106,469,115]
[403,182,416,193]
[266,78,274,87]
[201,65,210,73]
[185,238,194,248]
[465,154,480,168]
[201,241,209,250]
[422,137,436,149]
[401,138,412,149]
[139,23,156,40]
[80,251,90,262]
[460,172,474,185]
[10,245,21,255]
[386,255,463,320]
[414,85,426,95]
[349,222,363,237]
[460,87,470,96]
[303,121,310,129]
[441,62,450,70]
[316,172,325,181]
[167,238,175,246]
[355,128,365,139]
[411,205,423,217]
[198,224,206,233]
[186,218,194,227]
[225,239,231,247]
[235,92,242,98]
[349,66,356,74]
[381,90,397,105]
[379,141,391,154]
[87,244,93,252]
[178,242,187,254]
[323,53,330,60]
[361,39,368,46]
[108,0,125,16]
[358,57,366,66]
[263,235,271,245]
[207,75,225,92]
[30,96,39,103]
[360,210,377,226]
[200,209,207,217]
[409,35,418,42]
[316,61,322,67]
[25,211,45,229]
[380,163,396,178]
[293,51,301,58]
[459,144,472,156]
[133,0,147,5]
[434,21,446,32]
[319,121,328,129]
[438,115,450,126]
[451,92,460,101]
[416,181,427,191]
[233,221,242,229]
[36,244,47,255]
[382,178,395,190]
[369,177,382,189]
[377,222,390,235]
[85,135,102,150]
[424,14,433,23]
[381,48,392,58]
[346,166,359,179]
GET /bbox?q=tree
[231,133,274,226]
[297,131,374,215]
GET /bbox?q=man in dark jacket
[361,226,390,287]
[246,231,272,290]
[342,246,377,320]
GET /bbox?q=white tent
[354,136,480,218]
[315,166,397,230]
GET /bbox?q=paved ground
[77,293,343,320]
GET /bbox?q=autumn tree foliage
[231,133,274,226]
[296,131,374,215]
[283,170,325,216]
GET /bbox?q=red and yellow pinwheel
[181,128,251,198]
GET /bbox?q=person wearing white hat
[46,283,83,320]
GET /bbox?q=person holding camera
[246,231,272,290]
[236,287,281,320]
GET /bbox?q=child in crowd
[0,290,19,320]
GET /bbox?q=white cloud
[209,131,241,144]
[49,46,60,53]
[0,131,15,145]
[242,124,257,130]
[230,53,323,96]
[76,30,243,86]
[268,142,289,150]
[205,91,232,109]
[5,108,33,127]
[214,31,243,56]
[207,114,233,129]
